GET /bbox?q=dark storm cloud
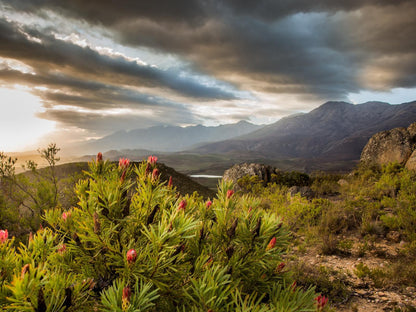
[7,0,414,99]
[0,17,238,100]
[0,66,189,109]
[37,104,197,134]
[1,0,416,136]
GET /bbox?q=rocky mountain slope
[192,101,416,162]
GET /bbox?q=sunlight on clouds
[0,87,55,152]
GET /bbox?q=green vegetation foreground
[0,154,327,311]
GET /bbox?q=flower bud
[266,237,276,251]
[168,176,173,188]
[0,229,8,243]
[205,200,212,209]
[122,286,131,303]
[147,155,158,165]
[58,244,66,254]
[62,211,71,222]
[152,168,160,180]
[118,157,130,169]
[226,189,234,199]
[178,200,187,211]
[126,249,137,264]
[96,152,103,163]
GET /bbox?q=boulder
[288,186,315,199]
[360,127,413,166]
[223,163,275,185]
[405,149,416,170]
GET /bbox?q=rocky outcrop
[223,163,275,185]
[360,122,416,168]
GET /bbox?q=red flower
[315,294,328,310]
[152,168,160,180]
[266,237,276,251]
[62,211,71,221]
[96,152,103,163]
[0,229,8,243]
[126,249,137,264]
[122,286,131,303]
[168,176,173,188]
[147,155,158,165]
[178,200,187,211]
[205,200,212,209]
[57,244,66,254]
[119,158,130,169]
[226,189,234,199]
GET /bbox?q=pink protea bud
[119,157,130,169]
[152,168,160,180]
[266,237,276,251]
[148,155,158,165]
[0,229,8,243]
[145,163,151,175]
[168,176,173,188]
[62,211,71,221]
[122,286,131,303]
[96,152,103,163]
[178,200,187,211]
[248,206,253,214]
[205,200,212,209]
[226,189,234,199]
[57,244,66,254]
[315,294,328,310]
[126,249,137,264]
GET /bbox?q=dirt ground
[288,235,416,311]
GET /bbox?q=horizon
[1,1,416,152]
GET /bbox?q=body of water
[189,174,222,178]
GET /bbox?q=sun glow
[0,87,56,152]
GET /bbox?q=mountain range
[192,101,416,162]
[70,120,262,154]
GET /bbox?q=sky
[0,0,415,152]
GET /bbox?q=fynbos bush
[0,155,325,311]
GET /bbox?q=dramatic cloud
[0,0,415,149]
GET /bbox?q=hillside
[192,101,416,162]
[33,161,215,199]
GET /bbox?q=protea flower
[0,229,8,243]
[96,152,103,163]
[122,286,131,310]
[119,158,130,169]
[126,249,137,264]
[178,200,187,211]
[266,237,276,251]
[148,155,158,165]
[57,244,66,254]
[226,189,234,199]
[152,168,160,180]
[62,211,71,222]
[315,294,328,310]
[168,176,173,188]
[205,200,212,209]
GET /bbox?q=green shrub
[0,156,322,311]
